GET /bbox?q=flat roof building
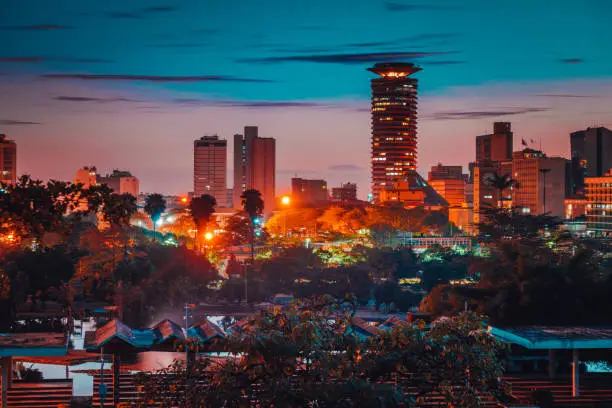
[194,135,227,206]
[0,134,17,185]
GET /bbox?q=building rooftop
[489,326,612,349]
[367,62,421,77]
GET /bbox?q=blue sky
[1,0,611,196]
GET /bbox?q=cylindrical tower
[368,62,421,202]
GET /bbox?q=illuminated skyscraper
[0,134,17,185]
[233,126,275,212]
[368,63,420,202]
[194,135,227,205]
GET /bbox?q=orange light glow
[204,232,213,241]
[181,197,188,204]
[281,195,291,206]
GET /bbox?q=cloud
[533,94,598,98]
[0,56,112,63]
[238,51,453,64]
[107,6,179,19]
[2,24,72,30]
[429,107,549,120]
[384,2,462,11]
[328,164,363,171]
[53,96,139,103]
[559,58,583,64]
[40,74,273,83]
[0,119,41,125]
[172,99,326,108]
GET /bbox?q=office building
[100,170,139,197]
[291,178,328,206]
[194,136,227,205]
[449,205,474,235]
[570,127,612,195]
[331,182,358,204]
[476,122,513,163]
[428,164,466,181]
[233,126,276,212]
[473,161,511,225]
[0,134,17,185]
[75,166,98,188]
[368,63,420,202]
[512,149,568,217]
[565,197,587,220]
[429,179,466,207]
[379,174,448,210]
[585,170,612,236]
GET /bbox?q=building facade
[0,134,17,185]
[472,160,512,226]
[511,149,567,217]
[291,178,328,206]
[570,127,612,195]
[99,170,139,197]
[233,126,276,213]
[368,63,420,202]
[428,164,466,181]
[428,179,466,207]
[331,182,358,204]
[194,136,227,206]
[585,170,612,236]
[476,122,513,163]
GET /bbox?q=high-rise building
[0,134,17,185]
[512,149,568,217]
[428,164,466,181]
[585,169,612,236]
[233,126,276,213]
[100,170,139,197]
[473,161,512,226]
[331,182,358,204]
[476,122,513,163]
[194,136,227,205]
[368,63,420,202]
[570,127,612,195]
[291,178,328,206]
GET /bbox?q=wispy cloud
[40,74,273,83]
[172,99,326,108]
[53,96,140,103]
[238,51,454,64]
[429,107,549,120]
[107,6,179,19]
[1,24,72,31]
[559,58,583,64]
[0,119,41,125]
[328,164,363,171]
[0,56,113,63]
[384,2,462,11]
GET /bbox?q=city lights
[204,231,213,241]
[281,195,291,206]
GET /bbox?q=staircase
[7,379,72,408]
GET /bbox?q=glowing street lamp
[281,195,291,236]
[180,197,188,204]
[204,232,213,241]
[281,195,291,206]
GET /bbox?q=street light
[204,232,213,241]
[281,195,291,236]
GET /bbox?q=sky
[1,0,612,198]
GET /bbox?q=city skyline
[2,0,612,197]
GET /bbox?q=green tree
[241,189,264,265]
[485,172,518,209]
[189,194,217,250]
[144,193,167,241]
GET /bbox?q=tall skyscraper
[0,134,17,185]
[570,127,612,195]
[291,178,328,207]
[585,169,612,236]
[512,149,568,217]
[233,126,276,212]
[194,136,227,206]
[475,122,513,163]
[368,63,420,202]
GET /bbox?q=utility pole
[539,168,551,214]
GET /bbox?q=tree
[144,193,166,241]
[102,193,138,228]
[485,172,518,209]
[241,189,264,265]
[189,194,217,250]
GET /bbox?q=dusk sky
[2,0,612,198]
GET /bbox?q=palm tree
[189,194,217,250]
[485,172,518,209]
[144,193,166,241]
[104,193,138,228]
[241,189,264,305]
